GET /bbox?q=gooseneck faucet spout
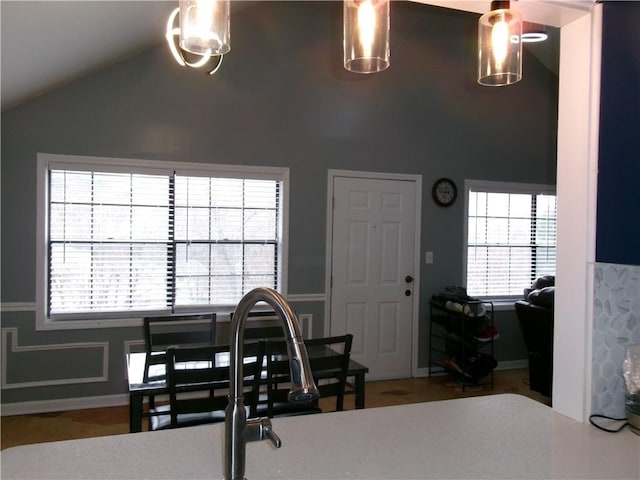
[224,287,319,480]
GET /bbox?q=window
[38,154,288,322]
[464,180,556,299]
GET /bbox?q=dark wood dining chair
[148,341,265,431]
[229,309,286,343]
[142,312,217,423]
[143,312,217,355]
[305,334,354,412]
[255,334,353,418]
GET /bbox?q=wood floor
[1,368,549,451]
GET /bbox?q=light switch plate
[425,251,434,264]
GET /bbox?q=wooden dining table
[126,348,369,433]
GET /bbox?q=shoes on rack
[442,357,472,378]
[474,325,499,342]
[463,351,498,379]
[443,352,497,380]
[442,285,474,302]
[442,330,463,343]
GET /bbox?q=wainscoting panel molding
[1,328,109,389]
[286,293,326,303]
[124,340,146,356]
[298,314,313,339]
[0,393,129,417]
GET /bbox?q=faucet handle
[263,423,282,449]
[245,417,282,448]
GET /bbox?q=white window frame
[36,153,289,330]
[462,179,556,306]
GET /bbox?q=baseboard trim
[416,360,528,379]
[1,393,129,417]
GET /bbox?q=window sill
[37,315,146,330]
[492,300,518,312]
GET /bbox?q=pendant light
[179,0,230,56]
[165,0,229,75]
[478,0,522,86]
[343,0,390,74]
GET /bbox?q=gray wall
[1,1,558,407]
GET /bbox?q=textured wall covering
[592,263,640,417]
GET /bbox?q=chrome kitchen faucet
[224,287,319,480]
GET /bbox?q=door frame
[324,169,422,378]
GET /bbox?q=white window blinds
[49,170,171,314]
[465,184,557,298]
[48,166,281,317]
[173,176,280,306]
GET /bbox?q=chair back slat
[144,313,217,353]
[150,330,214,349]
[244,326,285,342]
[172,368,228,387]
[230,310,288,343]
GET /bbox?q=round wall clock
[432,178,457,207]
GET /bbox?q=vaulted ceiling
[1,1,581,112]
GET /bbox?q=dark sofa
[515,276,554,398]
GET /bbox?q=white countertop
[2,394,639,479]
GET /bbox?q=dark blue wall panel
[596,2,640,265]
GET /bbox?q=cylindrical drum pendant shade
[179,0,230,56]
[478,7,522,86]
[344,0,390,74]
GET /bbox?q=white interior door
[329,175,418,380]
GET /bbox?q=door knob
[405,275,413,283]
[405,289,411,296]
